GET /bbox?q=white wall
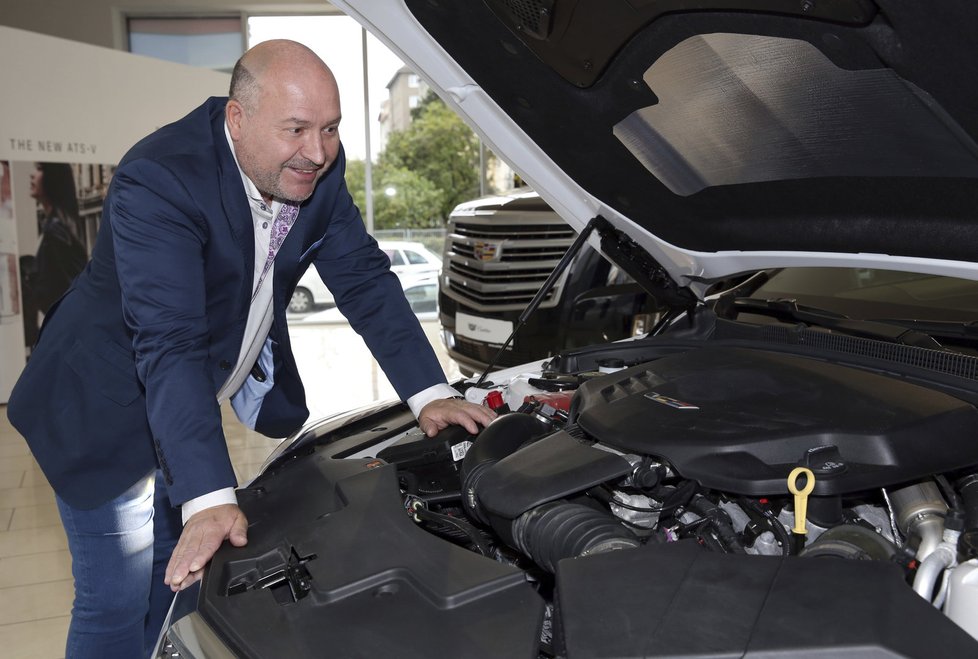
[0,26,231,402]
[0,26,231,166]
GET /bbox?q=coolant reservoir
[505,373,546,410]
[946,559,978,641]
[462,385,500,406]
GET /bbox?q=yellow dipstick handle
[787,467,815,534]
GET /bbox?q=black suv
[438,189,658,375]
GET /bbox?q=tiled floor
[0,316,459,658]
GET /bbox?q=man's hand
[164,503,248,592]
[418,397,497,437]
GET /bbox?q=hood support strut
[474,216,600,387]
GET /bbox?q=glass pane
[128,17,242,72]
[405,250,427,265]
[247,14,405,164]
[406,284,437,313]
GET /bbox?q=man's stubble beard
[237,147,317,205]
[251,166,311,205]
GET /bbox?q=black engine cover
[200,455,545,658]
[572,346,978,495]
[555,540,978,658]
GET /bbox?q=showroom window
[127,16,245,72]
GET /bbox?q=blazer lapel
[212,108,255,302]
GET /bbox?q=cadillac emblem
[473,241,499,261]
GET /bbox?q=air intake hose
[460,412,554,525]
[511,501,640,572]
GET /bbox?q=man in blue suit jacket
[7,40,493,658]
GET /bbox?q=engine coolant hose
[511,501,640,572]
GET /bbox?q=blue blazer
[7,97,447,510]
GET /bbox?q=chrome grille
[442,211,575,312]
[453,223,575,240]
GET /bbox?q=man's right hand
[164,503,248,592]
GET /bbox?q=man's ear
[226,100,245,140]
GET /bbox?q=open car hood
[334,0,978,299]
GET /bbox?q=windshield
[749,268,978,322]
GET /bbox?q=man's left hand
[165,503,248,592]
[418,397,497,437]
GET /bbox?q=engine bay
[383,345,978,654]
[195,343,978,657]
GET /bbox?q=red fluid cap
[485,390,505,410]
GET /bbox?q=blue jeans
[56,469,183,659]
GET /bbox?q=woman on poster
[21,162,88,349]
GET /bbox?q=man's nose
[301,133,328,167]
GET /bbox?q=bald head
[229,39,337,116]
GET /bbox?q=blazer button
[220,360,232,370]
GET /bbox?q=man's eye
[288,128,302,135]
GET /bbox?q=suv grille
[443,212,576,312]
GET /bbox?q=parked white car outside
[288,240,442,313]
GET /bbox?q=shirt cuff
[406,383,461,418]
[181,487,238,525]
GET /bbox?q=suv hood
[334,0,978,298]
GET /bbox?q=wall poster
[0,25,230,401]
[18,161,114,353]
[0,160,18,321]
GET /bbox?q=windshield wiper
[727,298,944,350]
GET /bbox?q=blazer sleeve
[109,159,237,506]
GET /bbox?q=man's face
[228,69,342,204]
